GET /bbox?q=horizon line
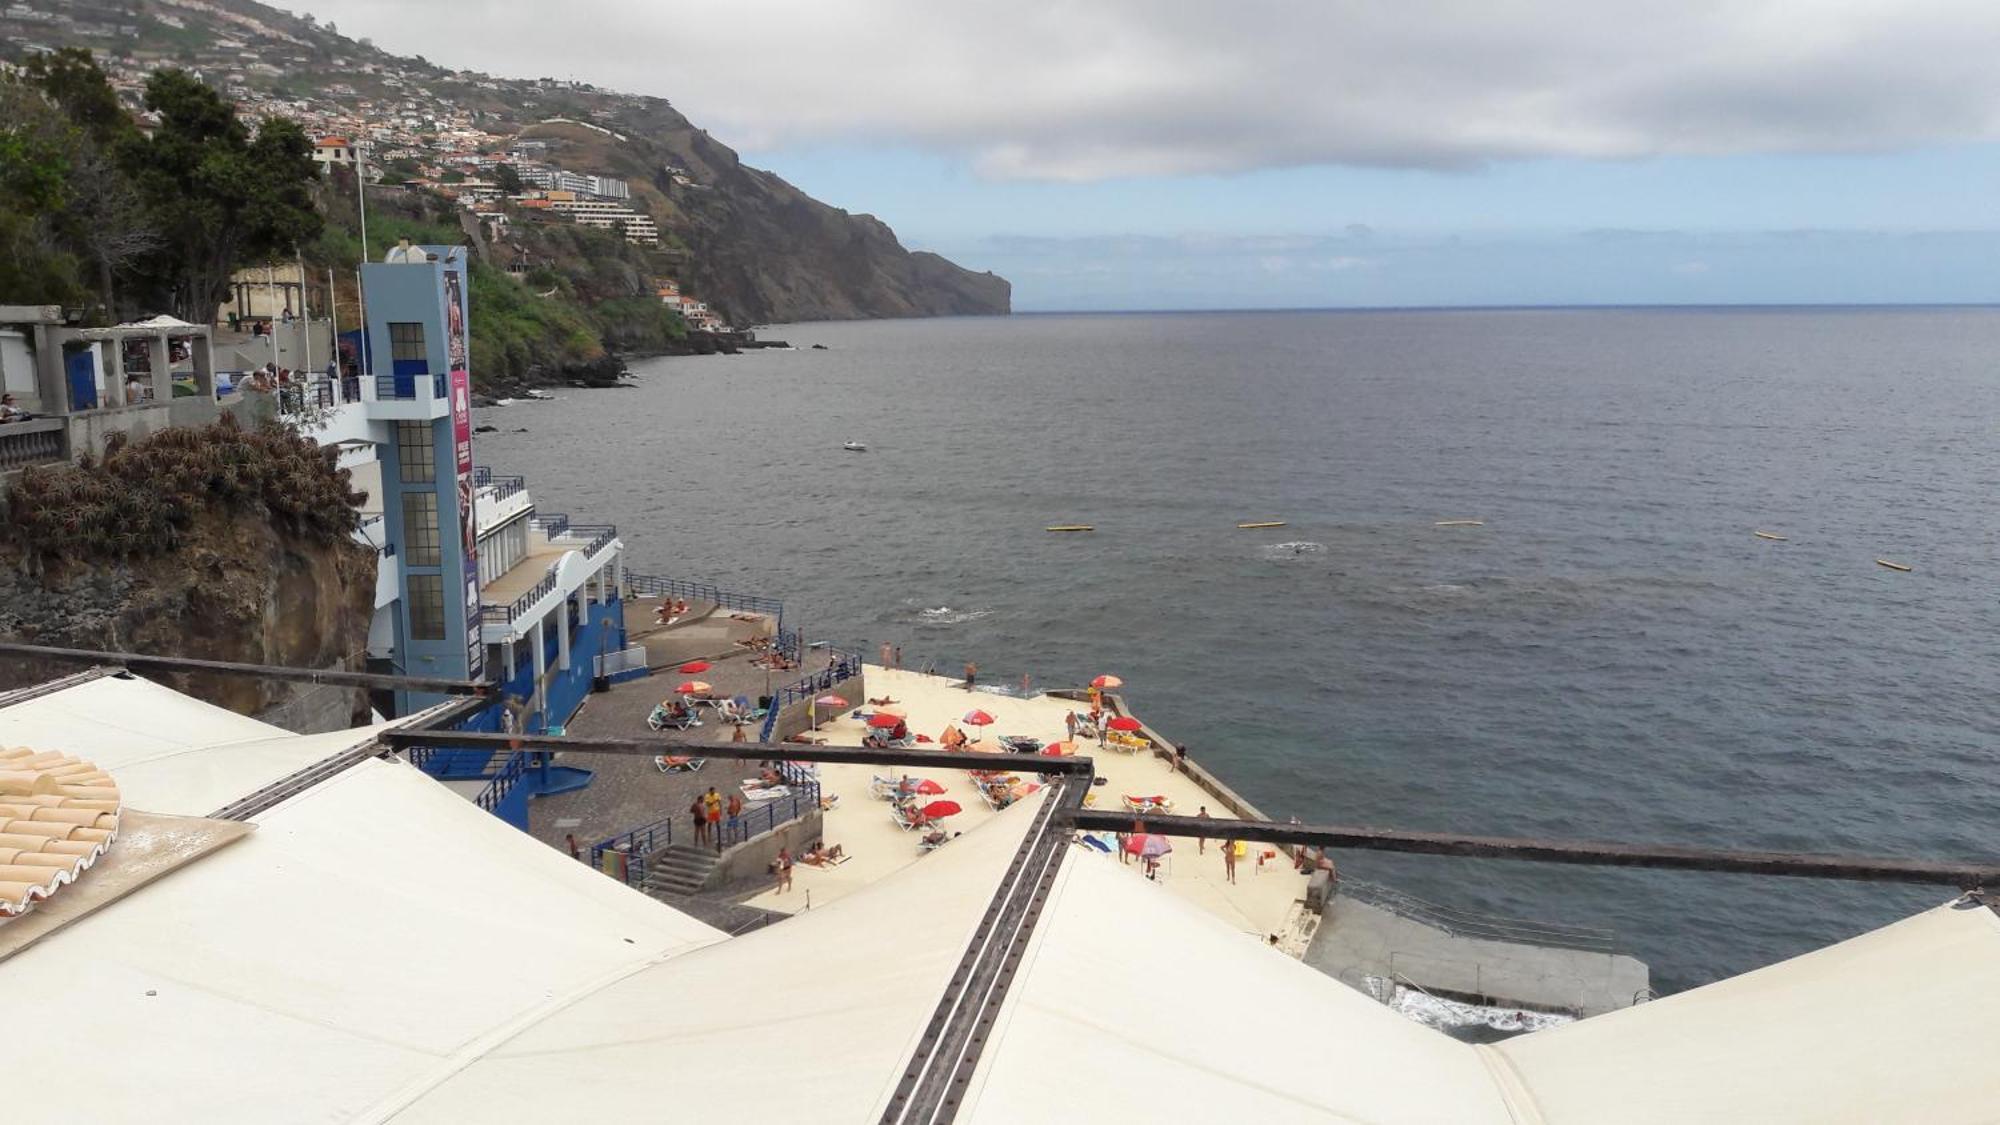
[1008,301,2000,316]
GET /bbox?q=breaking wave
[919,606,993,626]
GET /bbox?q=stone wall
[702,807,823,891]
[769,667,868,743]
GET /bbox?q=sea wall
[769,667,868,743]
[1049,687,1272,823]
[704,807,823,891]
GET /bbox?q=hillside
[0,0,1010,328]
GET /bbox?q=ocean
[476,307,2000,992]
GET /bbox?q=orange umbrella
[676,680,712,695]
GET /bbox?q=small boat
[1237,521,1287,530]
[842,441,868,453]
[1047,525,1095,533]
[1875,559,1912,572]
[1754,531,1788,541]
[1435,520,1484,527]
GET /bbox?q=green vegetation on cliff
[5,415,365,565]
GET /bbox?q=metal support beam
[0,642,492,696]
[1069,810,2000,889]
[376,729,1094,776]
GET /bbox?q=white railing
[594,644,648,677]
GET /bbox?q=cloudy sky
[287,1,2000,309]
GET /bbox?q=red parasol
[1107,716,1143,732]
[962,709,997,728]
[914,778,947,795]
[676,680,713,695]
[866,712,904,730]
[677,660,712,674]
[920,800,962,819]
[1090,674,1124,689]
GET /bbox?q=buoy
[1047,525,1095,533]
[1754,531,1788,541]
[1435,520,1485,527]
[1236,521,1287,529]
[1875,559,1912,572]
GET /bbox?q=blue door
[65,349,97,410]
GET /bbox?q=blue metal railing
[626,573,786,623]
[590,813,675,886]
[374,371,448,400]
[717,783,819,850]
[759,648,863,742]
[481,564,560,625]
[533,513,571,538]
[475,751,529,814]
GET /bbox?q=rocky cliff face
[0,510,376,728]
[521,114,1012,327]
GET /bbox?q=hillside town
[1,0,728,331]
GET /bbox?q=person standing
[1223,839,1239,884]
[963,661,978,691]
[731,722,747,744]
[775,847,794,894]
[566,833,580,861]
[689,793,709,846]
[1196,806,1211,853]
[726,792,744,839]
[880,641,892,667]
[892,645,902,670]
[702,787,724,850]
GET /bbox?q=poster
[451,363,483,679]
[444,268,468,371]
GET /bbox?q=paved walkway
[525,640,840,854]
[622,598,775,670]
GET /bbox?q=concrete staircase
[641,844,721,897]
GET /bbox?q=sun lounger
[740,782,790,802]
[647,704,701,731]
[998,735,1043,753]
[654,755,705,773]
[1122,794,1175,813]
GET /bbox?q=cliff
[0,511,377,729]
[517,115,1012,326]
[0,417,376,730]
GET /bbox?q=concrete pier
[1305,888,1650,1017]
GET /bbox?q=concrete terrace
[742,665,1321,948]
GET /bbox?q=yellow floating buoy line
[1046,525,1095,533]
[1435,520,1484,527]
[1236,521,1287,530]
[1875,559,1912,572]
[1754,531,1788,541]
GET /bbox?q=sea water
[480,307,2000,991]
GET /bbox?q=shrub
[5,413,366,563]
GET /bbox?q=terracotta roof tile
[0,748,119,916]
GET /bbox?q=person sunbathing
[939,725,967,750]
[800,842,845,866]
[867,696,900,706]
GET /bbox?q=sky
[285,1,2000,310]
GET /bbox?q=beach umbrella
[1090,674,1123,690]
[812,693,848,732]
[963,708,996,727]
[921,800,963,819]
[866,712,904,730]
[676,680,712,695]
[914,778,947,795]
[1124,833,1172,858]
[1039,741,1073,757]
[1107,716,1144,732]
[677,660,712,674]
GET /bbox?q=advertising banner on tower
[446,269,482,679]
